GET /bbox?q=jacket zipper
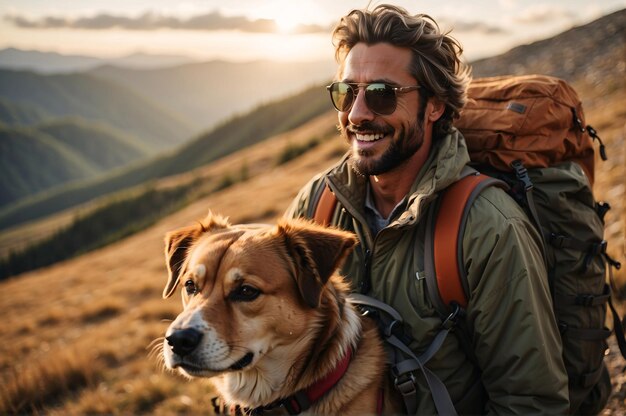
[360,248,372,294]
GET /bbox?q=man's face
[338,42,427,176]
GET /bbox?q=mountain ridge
[0,69,194,151]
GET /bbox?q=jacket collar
[326,128,470,229]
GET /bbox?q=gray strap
[387,333,458,415]
[349,293,457,414]
[348,293,404,323]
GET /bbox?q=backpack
[311,75,625,414]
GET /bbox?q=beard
[343,118,425,177]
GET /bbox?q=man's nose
[348,89,375,125]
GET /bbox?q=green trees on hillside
[0,184,193,280]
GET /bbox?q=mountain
[89,59,336,130]
[471,8,625,83]
[0,126,98,206]
[0,84,330,229]
[0,118,149,207]
[36,118,148,170]
[0,69,194,152]
[0,98,49,126]
[0,48,196,73]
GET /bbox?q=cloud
[4,10,330,34]
[513,5,577,24]
[441,19,508,35]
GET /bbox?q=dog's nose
[166,328,203,357]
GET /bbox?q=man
[284,4,569,415]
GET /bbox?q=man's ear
[277,219,357,308]
[426,98,445,122]
[162,212,230,299]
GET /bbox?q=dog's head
[161,212,357,381]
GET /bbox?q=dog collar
[284,347,353,414]
[248,347,353,415]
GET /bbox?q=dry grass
[0,73,624,414]
[0,112,343,415]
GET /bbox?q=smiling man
[285,4,569,414]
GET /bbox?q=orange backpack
[312,75,624,414]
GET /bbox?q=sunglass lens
[330,82,354,112]
[365,83,396,115]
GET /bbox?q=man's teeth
[355,133,384,142]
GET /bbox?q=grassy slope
[0,110,345,414]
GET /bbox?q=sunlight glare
[266,2,306,34]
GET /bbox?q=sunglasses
[326,81,421,116]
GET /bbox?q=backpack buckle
[442,303,462,330]
[385,319,401,338]
[510,160,533,192]
[394,372,417,397]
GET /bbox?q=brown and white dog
[161,213,394,415]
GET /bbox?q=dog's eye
[184,279,197,296]
[230,285,261,302]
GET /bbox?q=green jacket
[284,128,569,415]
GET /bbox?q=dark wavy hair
[332,4,471,138]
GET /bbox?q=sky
[0,0,624,63]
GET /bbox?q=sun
[275,14,300,34]
[265,2,306,34]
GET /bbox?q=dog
[161,213,397,415]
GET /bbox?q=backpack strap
[425,170,508,315]
[348,293,458,416]
[312,182,337,226]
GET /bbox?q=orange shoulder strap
[425,172,507,313]
[313,183,337,226]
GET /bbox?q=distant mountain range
[0,48,197,73]
[0,117,148,207]
[0,69,193,150]
[89,59,337,131]
[0,8,623,231]
[0,84,330,229]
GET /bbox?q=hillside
[0,84,330,230]
[0,126,98,206]
[0,98,48,126]
[37,118,149,170]
[0,69,193,151]
[90,59,336,131]
[0,118,148,207]
[0,9,625,415]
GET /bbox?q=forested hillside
[0,118,148,207]
[0,84,329,230]
[0,69,193,151]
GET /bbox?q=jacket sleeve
[462,187,570,415]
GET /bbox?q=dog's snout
[166,328,203,357]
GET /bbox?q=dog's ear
[277,219,357,308]
[163,212,229,299]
